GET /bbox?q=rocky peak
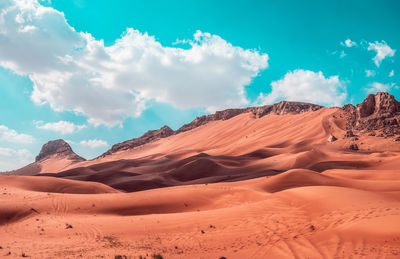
[35,139,85,162]
[356,92,400,119]
[345,92,400,136]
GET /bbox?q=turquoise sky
[0,0,399,170]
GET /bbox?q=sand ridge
[1,168,400,258]
[1,103,400,258]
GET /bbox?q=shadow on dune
[39,151,283,192]
[37,145,375,193]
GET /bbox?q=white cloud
[0,0,269,127]
[365,70,376,77]
[0,125,35,143]
[257,70,347,107]
[341,39,357,48]
[80,139,108,148]
[35,120,86,134]
[368,41,396,67]
[389,70,394,77]
[365,82,393,94]
[0,147,34,171]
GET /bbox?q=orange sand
[1,108,400,258]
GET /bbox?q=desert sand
[1,94,400,258]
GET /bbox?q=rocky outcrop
[102,126,174,156]
[348,144,359,151]
[327,135,338,142]
[101,101,322,156]
[344,130,355,138]
[345,92,400,137]
[35,139,85,162]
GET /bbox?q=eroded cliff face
[35,139,85,162]
[345,92,400,137]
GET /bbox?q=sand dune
[33,107,400,194]
[1,169,400,258]
[2,93,400,258]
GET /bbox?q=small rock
[348,144,359,151]
[394,137,400,142]
[352,137,359,141]
[344,130,355,138]
[327,135,337,142]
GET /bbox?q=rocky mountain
[36,139,85,162]
[3,139,84,175]
[4,92,400,180]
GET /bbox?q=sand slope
[29,107,400,193]
[1,107,400,258]
[1,169,400,258]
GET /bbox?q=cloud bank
[366,82,394,94]
[367,41,396,67]
[0,125,35,143]
[0,0,269,126]
[258,70,347,107]
[35,120,86,134]
[0,147,34,171]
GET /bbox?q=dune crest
[1,92,400,258]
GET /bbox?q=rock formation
[35,139,85,162]
[348,144,359,151]
[345,92,400,137]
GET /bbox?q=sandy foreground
[1,108,400,258]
